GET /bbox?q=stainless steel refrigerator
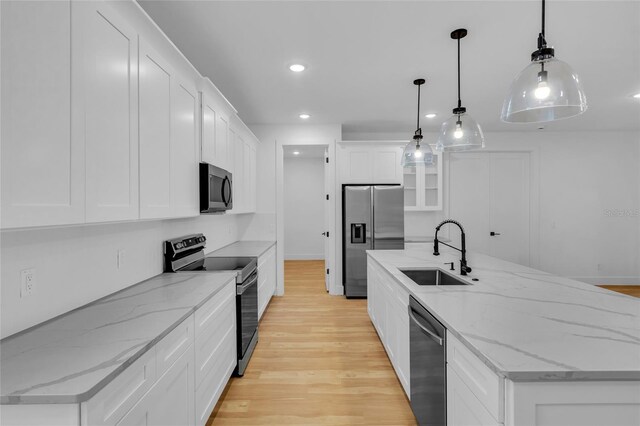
[342,184,404,298]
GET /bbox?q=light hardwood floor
[597,285,640,298]
[207,260,416,425]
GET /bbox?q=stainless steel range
[164,234,258,376]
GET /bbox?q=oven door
[200,163,233,213]
[236,271,258,362]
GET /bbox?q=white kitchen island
[367,244,640,426]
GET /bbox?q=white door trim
[275,139,338,296]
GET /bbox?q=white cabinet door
[243,138,253,212]
[373,146,403,183]
[147,346,195,426]
[447,366,500,426]
[232,132,245,213]
[139,40,172,219]
[201,92,216,166]
[82,1,139,223]
[216,113,230,171]
[1,0,85,229]
[201,87,230,171]
[258,246,276,320]
[171,77,199,217]
[116,346,195,426]
[339,143,404,184]
[404,150,443,212]
[340,145,372,183]
[249,141,257,212]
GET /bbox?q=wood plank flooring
[597,285,640,298]
[207,260,416,425]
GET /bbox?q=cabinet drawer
[195,328,236,426]
[447,332,503,422]
[156,315,194,377]
[195,281,236,388]
[83,349,156,426]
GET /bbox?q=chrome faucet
[433,219,472,276]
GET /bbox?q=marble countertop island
[368,244,640,382]
[0,271,236,404]
[207,240,275,258]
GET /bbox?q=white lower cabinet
[116,344,194,426]
[447,366,500,426]
[194,283,237,426]
[0,279,238,426]
[258,246,277,320]
[367,258,410,397]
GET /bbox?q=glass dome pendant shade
[402,78,434,167]
[501,0,587,123]
[436,28,485,152]
[402,130,434,167]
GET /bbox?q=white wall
[283,156,325,260]
[344,130,640,285]
[0,215,239,339]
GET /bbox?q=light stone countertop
[207,240,276,258]
[368,244,640,382]
[0,271,237,405]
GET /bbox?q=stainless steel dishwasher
[409,296,446,426]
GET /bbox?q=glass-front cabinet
[403,150,443,211]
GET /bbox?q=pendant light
[436,29,485,152]
[402,78,434,167]
[501,0,587,123]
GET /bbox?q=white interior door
[324,147,331,292]
[449,152,531,266]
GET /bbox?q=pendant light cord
[538,0,547,49]
[416,82,421,131]
[457,37,462,109]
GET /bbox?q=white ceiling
[138,0,640,134]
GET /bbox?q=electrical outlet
[20,268,36,297]
[117,249,126,270]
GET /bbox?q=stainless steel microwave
[199,163,232,213]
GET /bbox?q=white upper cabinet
[403,150,443,211]
[338,142,404,184]
[1,0,84,229]
[228,118,258,215]
[201,82,233,172]
[1,0,254,229]
[81,1,139,223]
[139,39,173,219]
[171,77,199,217]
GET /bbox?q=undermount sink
[399,268,470,286]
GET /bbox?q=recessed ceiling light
[293,151,300,155]
[289,64,305,72]
[425,113,437,119]
[299,114,310,119]
[633,92,640,99]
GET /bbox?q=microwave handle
[222,176,232,207]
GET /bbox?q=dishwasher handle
[408,308,444,346]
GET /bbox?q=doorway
[276,141,337,296]
[448,152,533,266]
[283,146,327,287]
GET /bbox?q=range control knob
[175,242,183,249]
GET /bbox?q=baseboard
[570,276,640,285]
[284,254,325,260]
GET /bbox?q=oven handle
[237,273,258,295]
